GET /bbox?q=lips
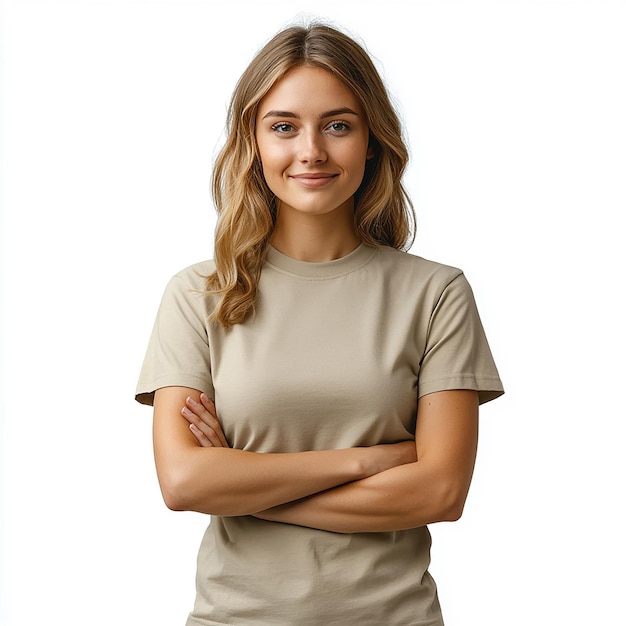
[289,172,338,188]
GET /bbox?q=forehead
[257,65,364,117]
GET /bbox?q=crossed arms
[152,386,479,533]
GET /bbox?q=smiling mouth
[290,173,338,188]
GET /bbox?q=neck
[270,205,361,262]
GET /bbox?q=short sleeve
[135,271,215,406]
[418,272,504,405]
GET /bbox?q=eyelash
[327,121,350,134]
[269,121,351,135]
[270,123,295,133]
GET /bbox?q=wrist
[352,447,381,479]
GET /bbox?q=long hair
[208,23,415,329]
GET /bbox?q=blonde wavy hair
[208,23,415,329]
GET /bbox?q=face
[255,65,373,222]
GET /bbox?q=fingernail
[187,397,198,406]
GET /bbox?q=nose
[297,129,327,164]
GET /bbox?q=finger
[186,395,217,423]
[181,406,224,447]
[184,396,229,448]
[199,394,230,448]
[189,422,212,447]
[199,393,217,415]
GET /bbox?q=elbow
[159,475,191,512]
[435,482,469,523]
[439,500,465,522]
[157,466,201,512]
[156,462,240,516]
[161,487,188,512]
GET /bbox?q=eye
[270,122,295,134]
[327,121,350,134]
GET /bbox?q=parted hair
[208,23,415,329]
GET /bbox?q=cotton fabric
[137,243,504,625]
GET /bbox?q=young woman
[136,23,504,626]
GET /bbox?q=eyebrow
[261,107,360,120]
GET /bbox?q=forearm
[156,388,476,523]
[159,445,387,516]
[255,459,470,533]
[155,386,416,515]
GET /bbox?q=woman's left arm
[254,389,479,533]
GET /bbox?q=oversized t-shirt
[136,243,504,626]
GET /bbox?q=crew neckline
[265,243,377,279]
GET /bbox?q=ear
[366,132,379,160]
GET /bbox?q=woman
[136,23,504,625]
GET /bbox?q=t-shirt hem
[186,613,443,626]
[135,373,214,406]
[419,374,504,405]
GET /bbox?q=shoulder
[167,259,216,291]
[375,246,462,277]
[373,246,465,290]
[155,260,218,317]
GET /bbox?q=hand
[362,440,417,477]
[181,394,230,448]
[253,441,418,529]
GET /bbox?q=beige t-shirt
[137,243,504,625]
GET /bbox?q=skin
[154,387,417,516]
[255,65,373,262]
[152,66,480,532]
[179,390,478,532]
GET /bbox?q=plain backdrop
[1,1,624,624]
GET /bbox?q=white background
[1,1,624,624]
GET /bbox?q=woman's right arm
[153,386,416,516]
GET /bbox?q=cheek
[257,153,286,196]
[258,144,289,177]
[344,150,369,178]
[339,137,370,168]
